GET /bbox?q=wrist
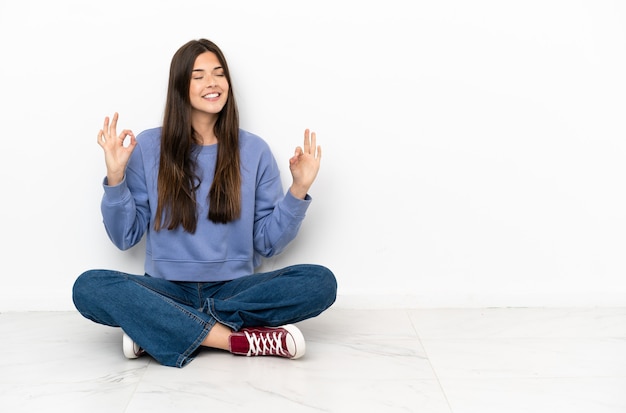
[289,185,308,200]
[106,172,124,186]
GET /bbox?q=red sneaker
[229,324,306,359]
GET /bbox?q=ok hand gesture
[97,112,137,186]
[289,129,322,200]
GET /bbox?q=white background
[0,0,624,310]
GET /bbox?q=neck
[191,112,218,145]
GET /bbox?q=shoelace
[244,330,288,357]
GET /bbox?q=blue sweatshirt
[101,127,311,282]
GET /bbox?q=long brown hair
[154,39,241,233]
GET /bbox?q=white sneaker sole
[122,332,142,359]
[282,324,306,359]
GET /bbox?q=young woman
[72,38,337,368]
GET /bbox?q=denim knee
[72,269,117,318]
[307,264,338,308]
[72,270,94,312]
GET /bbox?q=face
[189,51,229,119]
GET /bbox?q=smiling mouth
[203,93,220,99]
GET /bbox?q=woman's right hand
[97,112,137,186]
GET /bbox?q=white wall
[0,0,624,311]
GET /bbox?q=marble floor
[0,307,625,413]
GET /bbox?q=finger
[303,128,311,154]
[119,129,135,146]
[102,116,110,139]
[127,132,138,149]
[310,131,317,156]
[109,112,119,137]
[119,129,134,138]
[316,145,322,161]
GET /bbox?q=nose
[206,75,216,87]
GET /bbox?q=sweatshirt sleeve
[100,146,151,251]
[251,146,312,258]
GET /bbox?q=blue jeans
[72,264,337,368]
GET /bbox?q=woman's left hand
[289,129,321,199]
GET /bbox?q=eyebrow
[192,66,223,72]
